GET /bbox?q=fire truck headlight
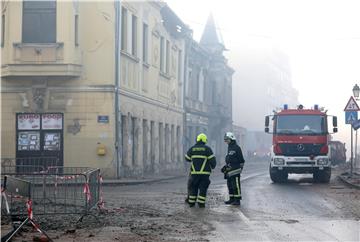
[317,158,329,165]
[274,158,285,165]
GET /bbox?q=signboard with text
[41,113,63,130]
[17,114,41,130]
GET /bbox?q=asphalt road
[209,161,360,241]
[97,159,359,241]
[9,160,356,241]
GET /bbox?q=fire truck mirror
[332,116,337,127]
[265,116,270,127]
[333,127,338,133]
[265,127,269,133]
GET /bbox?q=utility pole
[351,126,353,177]
[344,95,360,177]
[355,130,358,173]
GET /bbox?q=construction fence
[1,157,103,220]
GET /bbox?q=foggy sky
[166,0,360,150]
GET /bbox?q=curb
[102,175,186,186]
[337,175,360,190]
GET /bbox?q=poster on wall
[18,131,40,151]
[17,114,41,130]
[42,113,63,130]
[44,133,60,150]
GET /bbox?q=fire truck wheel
[269,165,288,183]
[313,168,331,183]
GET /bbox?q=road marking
[241,172,267,181]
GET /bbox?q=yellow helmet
[196,133,207,143]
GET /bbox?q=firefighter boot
[231,199,241,206]
[198,203,205,208]
[224,198,234,204]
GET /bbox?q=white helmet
[224,132,236,141]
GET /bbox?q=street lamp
[351,83,360,177]
[353,84,360,99]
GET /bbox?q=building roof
[160,4,192,38]
[200,13,225,50]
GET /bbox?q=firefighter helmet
[196,133,207,143]
[224,132,236,141]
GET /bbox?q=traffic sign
[344,96,360,111]
[346,111,358,124]
[352,119,360,130]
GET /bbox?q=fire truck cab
[265,104,338,183]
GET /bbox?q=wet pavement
[209,166,360,241]
[2,160,359,241]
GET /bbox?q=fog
[167,0,360,156]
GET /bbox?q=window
[75,14,79,46]
[178,50,182,80]
[211,81,216,104]
[131,117,136,165]
[166,40,170,74]
[199,70,204,102]
[1,14,5,47]
[195,71,200,100]
[131,14,137,56]
[186,69,192,96]
[121,7,127,51]
[142,23,148,63]
[275,115,326,135]
[160,37,165,72]
[22,0,56,43]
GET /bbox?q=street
[40,159,359,242]
[2,1,360,242]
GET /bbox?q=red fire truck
[265,104,338,183]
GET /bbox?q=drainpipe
[183,32,192,156]
[114,0,121,178]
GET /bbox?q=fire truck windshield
[275,115,326,135]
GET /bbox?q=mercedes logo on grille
[297,144,305,151]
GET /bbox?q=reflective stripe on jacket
[185,142,216,175]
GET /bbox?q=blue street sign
[97,115,109,123]
[345,111,358,124]
[352,119,360,130]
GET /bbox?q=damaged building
[184,14,234,161]
[1,1,232,178]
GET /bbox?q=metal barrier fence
[1,176,53,242]
[1,161,101,221]
[1,156,60,174]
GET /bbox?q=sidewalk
[338,170,360,189]
[102,173,186,186]
[100,166,360,188]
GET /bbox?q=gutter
[114,0,121,178]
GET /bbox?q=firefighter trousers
[227,174,241,200]
[188,175,211,206]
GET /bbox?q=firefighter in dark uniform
[221,132,245,205]
[185,133,216,208]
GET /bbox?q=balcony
[1,43,82,78]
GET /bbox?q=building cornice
[119,89,184,114]
[1,85,184,114]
